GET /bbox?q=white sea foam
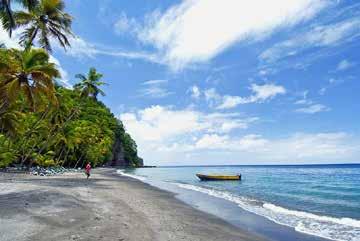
[175,183,360,241]
[116,170,147,181]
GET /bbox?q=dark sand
[0,168,267,241]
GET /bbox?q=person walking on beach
[85,162,91,179]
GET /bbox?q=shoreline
[119,169,332,241]
[0,168,267,241]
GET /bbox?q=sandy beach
[0,168,267,241]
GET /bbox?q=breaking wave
[175,183,360,241]
[116,170,147,181]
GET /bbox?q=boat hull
[196,174,241,181]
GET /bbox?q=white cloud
[114,12,138,35]
[294,90,313,104]
[194,134,268,151]
[120,106,359,165]
[195,134,229,149]
[258,68,277,76]
[120,105,359,165]
[294,90,330,113]
[205,84,286,109]
[0,26,21,48]
[318,78,345,95]
[120,106,202,142]
[260,18,360,63]
[295,104,330,114]
[138,79,172,98]
[26,23,162,64]
[273,132,354,159]
[204,88,220,104]
[189,85,201,99]
[56,36,160,64]
[247,84,287,102]
[137,87,172,98]
[63,37,98,58]
[336,59,355,71]
[329,78,343,84]
[49,55,72,88]
[119,105,259,163]
[318,87,327,95]
[217,95,244,109]
[295,99,313,105]
[143,79,168,85]
[120,105,257,141]
[137,0,329,70]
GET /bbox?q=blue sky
[2,0,360,165]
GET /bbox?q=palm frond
[12,11,33,25]
[97,88,106,97]
[23,48,49,67]
[0,107,22,137]
[0,10,14,36]
[21,84,35,110]
[39,23,51,51]
[0,47,60,111]
[74,68,106,100]
[75,74,86,81]
[6,78,21,104]
[0,0,15,36]
[13,0,73,52]
[19,0,39,11]
[29,64,60,78]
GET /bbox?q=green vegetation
[74,67,107,100]
[1,0,72,51]
[0,0,142,168]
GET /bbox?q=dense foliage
[0,0,142,169]
[0,51,142,168]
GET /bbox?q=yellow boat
[196,173,241,181]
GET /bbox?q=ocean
[119,164,360,241]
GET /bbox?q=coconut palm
[0,47,60,111]
[0,107,21,137]
[74,68,106,100]
[2,0,73,52]
[0,0,38,37]
[0,0,15,36]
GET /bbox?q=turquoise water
[122,164,360,241]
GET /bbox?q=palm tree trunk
[56,144,65,163]
[35,110,77,157]
[17,106,51,156]
[21,108,77,166]
[73,151,85,169]
[80,156,87,169]
[62,148,70,167]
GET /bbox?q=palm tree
[0,47,60,111]
[74,68,106,100]
[0,0,38,37]
[0,107,21,137]
[1,0,73,52]
[0,0,15,36]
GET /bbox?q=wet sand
[0,168,267,241]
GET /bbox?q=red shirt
[85,164,91,173]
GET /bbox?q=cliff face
[137,157,144,167]
[108,136,143,167]
[109,137,127,166]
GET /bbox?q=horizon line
[153,163,360,168]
